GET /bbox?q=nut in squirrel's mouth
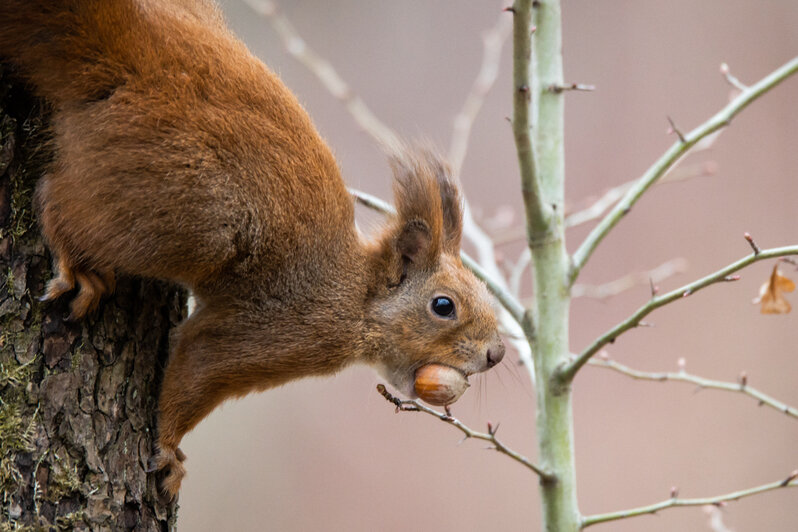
[417,363,471,381]
[413,363,471,406]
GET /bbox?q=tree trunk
[0,67,182,531]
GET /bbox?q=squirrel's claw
[149,447,187,498]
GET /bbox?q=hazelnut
[414,364,469,406]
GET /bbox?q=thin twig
[589,358,798,420]
[571,56,798,284]
[449,9,512,177]
[571,258,688,300]
[376,384,553,481]
[581,473,798,528]
[560,245,798,382]
[493,159,717,246]
[243,0,400,148]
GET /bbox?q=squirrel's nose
[486,341,506,368]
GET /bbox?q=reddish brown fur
[0,0,504,496]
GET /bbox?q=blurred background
[179,1,798,530]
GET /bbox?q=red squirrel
[0,0,505,496]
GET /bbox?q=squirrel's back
[0,0,226,105]
[1,0,358,297]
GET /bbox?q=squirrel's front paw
[148,447,187,498]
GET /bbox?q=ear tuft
[388,145,464,265]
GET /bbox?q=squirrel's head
[366,147,505,400]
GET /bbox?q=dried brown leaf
[753,265,795,314]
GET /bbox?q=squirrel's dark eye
[431,296,455,318]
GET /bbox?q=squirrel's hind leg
[40,254,76,302]
[68,269,113,320]
[41,253,116,320]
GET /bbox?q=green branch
[560,245,798,382]
[376,385,553,481]
[581,474,798,528]
[570,56,798,283]
[511,0,549,240]
[589,358,798,420]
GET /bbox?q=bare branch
[581,473,798,528]
[376,384,553,481]
[571,56,798,284]
[449,9,512,177]
[589,357,798,420]
[243,0,400,148]
[572,258,688,300]
[560,245,798,383]
[491,159,717,245]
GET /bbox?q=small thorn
[530,25,537,34]
[503,6,516,13]
[682,289,692,297]
[677,358,686,371]
[444,405,452,417]
[649,277,658,297]
[739,372,747,387]
[783,470,798,486]
[638,321,654,328]
[724,275,741,282]
[670,486,679,499]
[666,116,686,143]
[743,232,760,255]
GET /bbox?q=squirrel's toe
[149,448,186,498]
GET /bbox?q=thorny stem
[375,385,553,481]
[581,473,798,528]
[570,56,798,284]
[561,245,798,382]
[589,358,798,420]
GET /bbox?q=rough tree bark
[0,67,182,530]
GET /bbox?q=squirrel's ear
[388,147,462,267]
